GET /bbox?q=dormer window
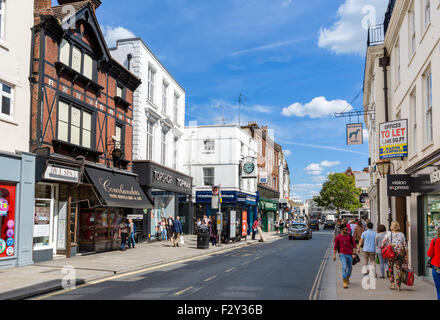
[59,39,96,81]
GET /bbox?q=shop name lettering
[389,180,410,191]
[381,122,406,145]
[153,170,190,189]
[431,170,440,184]
[99,179,143,201]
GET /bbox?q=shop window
[0,184,16,259]
[425,195,440,276]
[34,184,55,249]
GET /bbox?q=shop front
[0,151,36,269]
[132,161,193,240]
[258,198,278,232]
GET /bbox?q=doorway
[395,196,408,239]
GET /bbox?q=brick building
[30,0,152,262]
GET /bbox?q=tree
[313,173,362,215]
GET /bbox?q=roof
[52,1,90,21]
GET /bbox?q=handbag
[180,234,185,245]
[381,232,395,260]
[400,269,415,286]
[352,253,361,266]
[427,238,437,269]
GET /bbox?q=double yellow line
[308,244,332,300]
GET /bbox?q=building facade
[30,0,151,262]
[0,0,36,269]
[365,0,440,278]
[182,124,258,241]
[110,38,192,239]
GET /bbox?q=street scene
[1,0,440,307]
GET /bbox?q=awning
[84,166,153,209]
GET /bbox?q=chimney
[58,0,102,12]
[34,0,53,15]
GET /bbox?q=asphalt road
[39,229,333,300]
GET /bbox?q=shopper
[209,219,217,246]
[334,219,342,238]
[257,217,265,242]
[167,216,174,242]
[252,220,258,240]
[359,222,376,276]
[161,218,168,241]
[119,218,129,251]
[427,228,440,300]
[275,219,279,234]
[382,221,408,291]
[128,218,136,248]
[353,221,365,249]
[333,223,356,289]
[172,216,183,247]
[279,220,284,235]
[349,219,357,236]
[375,224,388,278]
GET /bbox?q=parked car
[288,223,312,240]
[308,219,319,231]
[323,220,335,230]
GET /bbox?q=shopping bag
[376,254,380,265]
[180,235,185,245]
[400,269,415,286]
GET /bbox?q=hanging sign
[354,172,370,188]
[387,175,413,197]
[379,120,408,159]
[346,123,363,145]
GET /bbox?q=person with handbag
[333,223,357,289]
[375,224,388,279]
[427,228,440,300]
[382,221,408,291]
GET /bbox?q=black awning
[85,166,153,209]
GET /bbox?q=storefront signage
[354,172,370,188]
[153,170,173,184]
[127,214,144,220]
[346,123,363,145]
[44,165,79,183]
[430,169,440,184]
[387,175,413,197]
[379,120,408,159]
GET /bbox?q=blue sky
[77,0,389,201]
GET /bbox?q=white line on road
[308,244,332,300]
[174,286,194,296]
[204,275,218,282]
[225,267,236,273]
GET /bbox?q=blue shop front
[195,190,258,241]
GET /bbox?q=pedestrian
[119,218,129,251]
[427,228,440,300]
[161,218,168,241]
[353,221,365,249]
[195,218,201,234]
[167,216,174,242]
[359,222,376,276]
[279,219,284,235]
[375,224,389,279]
[334,219,342,238]
[209,219,217,246]
[349,219,357,236]
[252,220,258,240]
[382,221,408,291]
[172,216,183,247]
[333,223,357,289]
[203,215,208,226]
[257,217,265,242]
[127,218,136,248]
[275,219,279,234]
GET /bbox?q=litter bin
[197,226,210,249]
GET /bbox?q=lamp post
[376,159,395,230]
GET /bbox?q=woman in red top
[427,228,440,300]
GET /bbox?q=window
[162,81,168,114]
[410,89,417,153]
[58,100,93,148]
[409,7,416,56]
[173,93,179,124]
[0,0,5,42]
[424,71,433,144]
[59,39,95,80]
[0,81,13,118]
[203,168,215,186]
[161,129,167,165]
[115,125,122,148]
[395,39,400,84]
[173,137,178,170]
[116,84,123,98]
[204,139,215,152]
[148,66,155,104]
[146,120,154,160]
[424,0,431,29]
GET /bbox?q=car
[288,223,312,240]
[308,219,319,231]
[323,220,335,230]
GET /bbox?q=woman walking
[427,228,440,300]
[382,221,408,291]
[209,219,217,246]
[375,224,388,278]
[353,221,365,250]
[161,218,168,241]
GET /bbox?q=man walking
[257,217,265,242]
[172,216,183,247]
[359,222,377,276]
[333,223,356,288]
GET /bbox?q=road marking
[241,261,250,266]
[308,244,332,301]
[225,267,236,273]
[174,286,194,296]
[204,275,218,282]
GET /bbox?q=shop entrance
[395,196,408,239]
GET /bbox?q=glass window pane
[58,101,69,122]
[2,83,11,94]
[116,86,122,98]
[72,46,82,73]
[82,129,91,148]
[115,126,122,144]
[60,40,70,66]
[83,111,91,131]
[71,106,81,127]
[83,53,93,79]
[71,125,80,145]
[58,121,69,142]
[1,96,10,115]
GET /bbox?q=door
[395,196,408,239]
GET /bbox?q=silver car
[288,223,312,240]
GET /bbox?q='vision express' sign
[387,175,413,197]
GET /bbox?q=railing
[367,24,384,46]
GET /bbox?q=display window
[34,184,56,250]
[425,194,440,276]
[0,184,16,258]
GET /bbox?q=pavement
[319,246,438,300]
[0,231,286,300]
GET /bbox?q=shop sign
[242,211,247,237]
[44,165,79,183]
[430,169,440,184]
[346,123,363,145]
[379,120,408,159]
[387,175,413,197]
[127,214,144,220]
[354,172,370,188]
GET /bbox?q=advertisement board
[379,120,408,159]
[346,123,363,145]
[354,171,370,188]
[242,211,247,237]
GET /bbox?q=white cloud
[284,149,292,156]
[281,0,293,8]
[305,160,340,175]
[102,26,136,48]
[317,0,388,55]
[281,96,353,118]
[231,38,308,56]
